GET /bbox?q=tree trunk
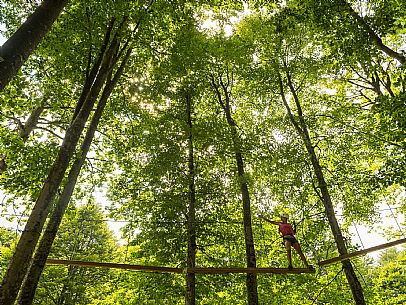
[210,74,258,305]
[185,92,196,305]
[0,0,69,91]
[278,69,366,305]
[340,0,405,65]
[0,26,119,305]
[18,101,46,141]
[0,155,6,173]
[16,46,131,305]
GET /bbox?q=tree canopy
[0,0,405,304]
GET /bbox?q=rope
[386,203,405,238]
[258,217,272,266]
[353,222,365,249]
[352,263,367,287]
[310,267,343,305]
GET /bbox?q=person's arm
[257,214,280,225]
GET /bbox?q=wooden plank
[188,267,315,274]
[46,259,183,273]
[318,238,406,266]
[46,259,315,274]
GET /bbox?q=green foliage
[33,202,118,305]
[371,248,406,304]
[1,0,406,304]
[0,127,59,199]
[0,227,16,278]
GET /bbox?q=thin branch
[209,74,226,112]
[0,111,23,129]
[357,91,374,105]
[35,126,64,140]
[347,79,375,92]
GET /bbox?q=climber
[258,213,313,269]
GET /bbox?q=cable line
[310,267,343,305]
[386,203,405,238]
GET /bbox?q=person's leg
[292,242,311,267]
[284,240,292,268]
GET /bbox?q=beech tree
[276,63,365,304]
[0,18,125,304]
[210,69,258,304]
[17,43,132,305]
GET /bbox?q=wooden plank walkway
[188,267,315,274]
[318,237,406,266]
[46,259,183,273]
[46,259,315,274]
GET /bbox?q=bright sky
[348,210,405,261]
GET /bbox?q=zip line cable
[386,203,405,238]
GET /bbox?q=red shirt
[279,223,295,236]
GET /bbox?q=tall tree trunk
[0,0,69,91]
[210,74,258,305]
[0,24,119,305]
[185,92,196,305]
[340,0,405,65]
[16,46,131,305]
[277,68,366,305]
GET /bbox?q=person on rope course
[258,213,313,270]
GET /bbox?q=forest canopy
[0,0,405,304]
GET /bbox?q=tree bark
[277,68,366,305]
[210,74,258,305]
[340,0,405,65]
[16,45,131,305]
[185,92,196,305]
[0,25,119,305]
[18,101,46,141]
[0,0,69,91]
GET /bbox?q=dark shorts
[283,235,297,245]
